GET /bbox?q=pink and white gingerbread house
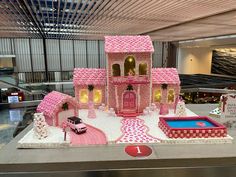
[73,35,180,116]
[37,91,78,126]
[73,68,106,109]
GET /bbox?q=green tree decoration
[161,83,168,90]
[88,85,94,92]
[62,103,69,110]
[127,84,133,91]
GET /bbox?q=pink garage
[37,91,78,126]
[73,68,106,109]
[152,68,180,109]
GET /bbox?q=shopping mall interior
[1,1,236,177]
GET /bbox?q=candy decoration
[33,112,48,140]
[87,101,96,118]
[175,99,187,117]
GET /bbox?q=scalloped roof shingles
[105,35,154,53]
[37,91,77,118]
[152,68,180,85]
[73,68,106,86]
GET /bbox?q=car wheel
[75,129,79,134]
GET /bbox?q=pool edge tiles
[158,116,227,139]
[160,135,233,144]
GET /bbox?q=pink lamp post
[62,122,70,141]
[159,84,169,115]
[87,85,96,119]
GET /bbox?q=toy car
[67,116,87,134]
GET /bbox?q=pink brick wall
[107,53,152,77]
[45,103,77,126]
[152,84,180,109]
[107,52,152,113]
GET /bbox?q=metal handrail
[181,87,236,94]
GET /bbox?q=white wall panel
[99,40,106,68]
[74,40,87,68]
[14,39,31,72]
[60,40,74,71]
[3,38,165,74]
[46,39,60,71]
[177,47,212,74]
[30,39,45,71]
[87,40,99,68]
[152,41,163,68]
[0,38,12,55]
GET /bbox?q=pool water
[166,120,215,128]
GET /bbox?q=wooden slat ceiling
[0,0,236,41]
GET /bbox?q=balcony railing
[110,75,149,84]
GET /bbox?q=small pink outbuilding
[37,91,78,126]
[152,68,180,109]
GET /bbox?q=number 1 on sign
[125,145,152,157]
[136,146,142,154]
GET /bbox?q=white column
[115,85,119,112]
[106,54,109,107]
[52,116,55,126]
[149,53,152,106]
[138,84,140,112]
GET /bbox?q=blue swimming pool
[166,120,215,128]
[159,117,227,138]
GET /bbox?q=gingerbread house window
[153,89,161,102]
[79,89,88,103]
[112,64,121,76]
[124,56,135,76]
[93,89,102,104]
[139,63,147,75]
[168,89,175,103]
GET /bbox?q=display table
[0,104,236,177]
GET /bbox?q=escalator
[0,75,48,95]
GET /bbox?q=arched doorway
[124,56,135,76]
[123,91,136,110]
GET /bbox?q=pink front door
[123,91,136,110]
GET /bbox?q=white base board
[18,108,233,148]
[17,126,70,148]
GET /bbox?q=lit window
[139,63,147,75]
[168,89,175,103]
[93,89,102,104]
[79,89,88,103]
[112,64,121,76]
[124,56,135,76]
[153,89,161,102]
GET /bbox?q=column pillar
[42,38,48,81]
[138,84,140,113]
[115,85,119,113]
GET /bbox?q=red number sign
[125,145,152,157]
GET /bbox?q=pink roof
[73,68,106,86]
[152,68,180,85]
[37,91,77,118]
[105,35,154,53]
